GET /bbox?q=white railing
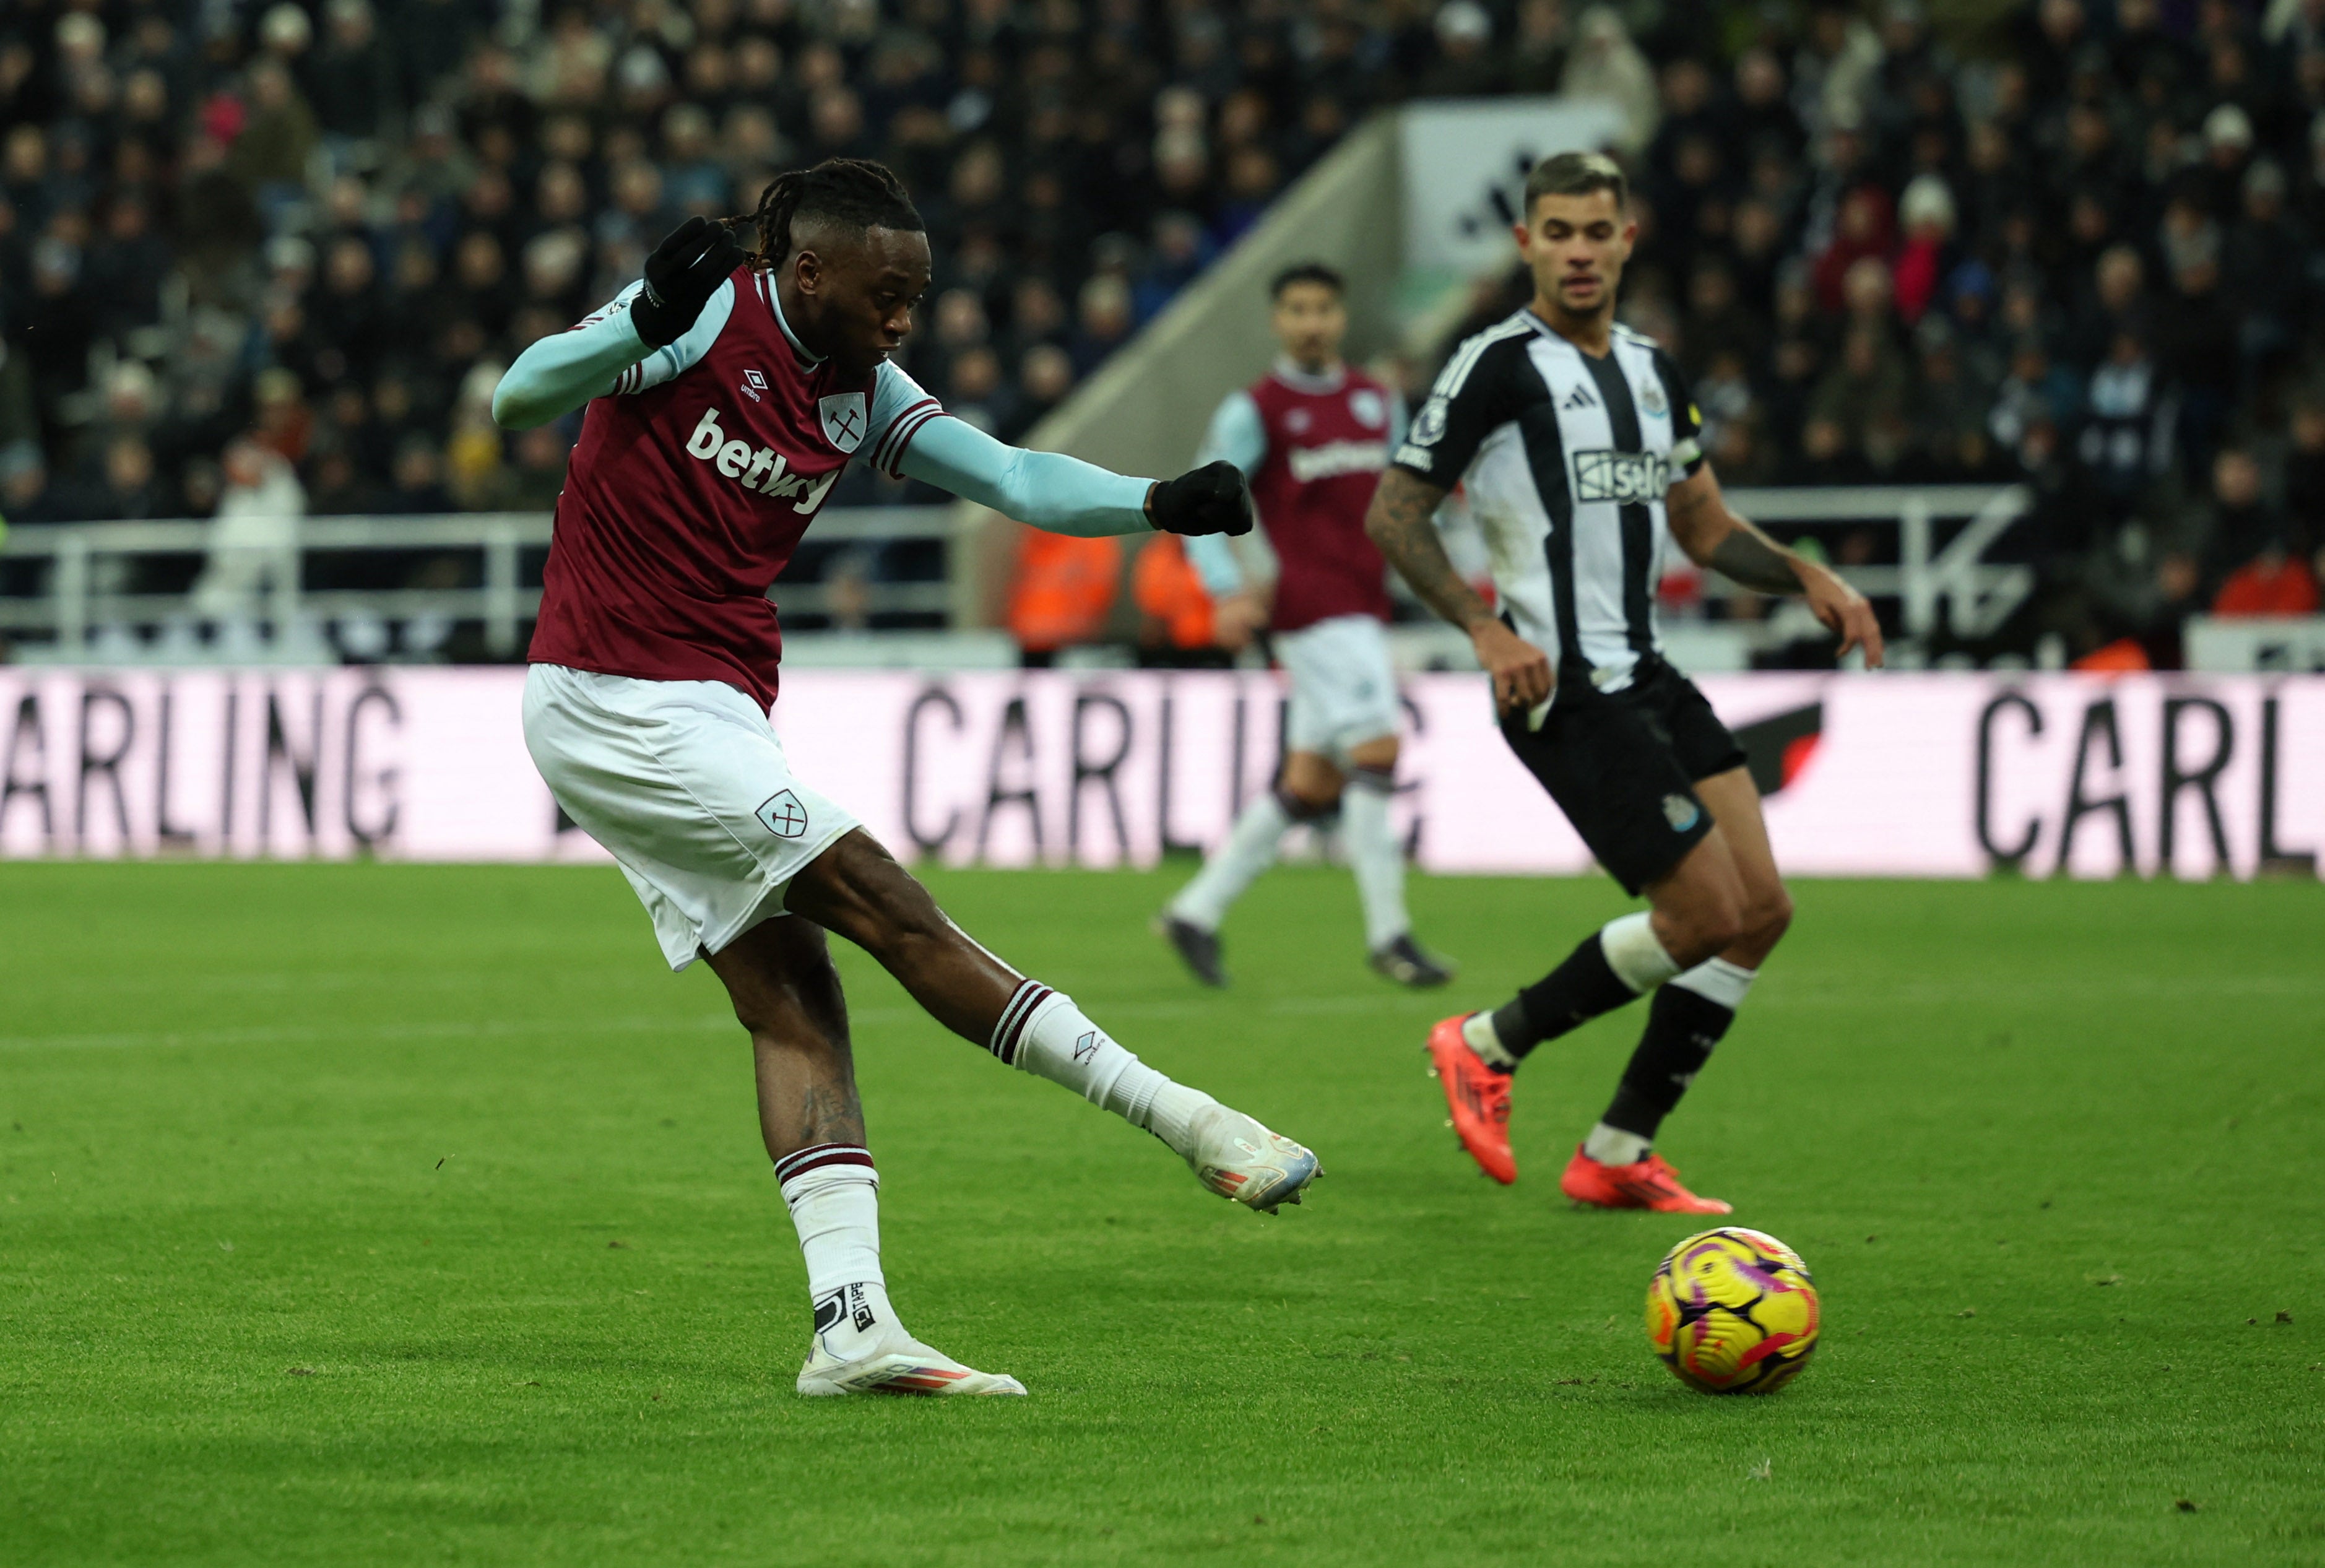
[0,506,955,662]
[1723,483,2032,638]
[0,486,2031,667]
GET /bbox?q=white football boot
[795,1283,1026,1398]
[1182,1104,1322,1214]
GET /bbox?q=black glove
[629,217,748,349]
[1147,460,1254,537]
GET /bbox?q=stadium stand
[3,0,2324,670]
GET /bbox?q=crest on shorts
[1663,793,1701,832]
[1349,388,1387,428]
[818,392,868,453]
[756,789,809,839]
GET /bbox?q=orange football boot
[1424,1015,1515,1184]
[1559,1146,1732,1214]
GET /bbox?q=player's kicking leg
[1430,769,1787,1209]
[718,834,1320,1397]
[708,916,1027,1396]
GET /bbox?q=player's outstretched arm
[1666,465,1886,667]
[1366,467,1551,715]
[898,416,1254,539]
[491,218,745,430]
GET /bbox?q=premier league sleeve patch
[818,392,868,453]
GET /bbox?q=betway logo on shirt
[1571,449,1670,504]
[686,407,840,514]
[1286,440,1389,483]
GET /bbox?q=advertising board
[2,669,2318,881]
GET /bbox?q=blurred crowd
[3,0,2324,662]
[1565,0,2325,662]
[0,0,1561,545]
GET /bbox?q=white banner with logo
[1,669,2319,881]
[1400,98,1631,275]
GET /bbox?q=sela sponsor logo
[1572,448,1670,504]
[740,367,768,402]
[685,406,840,514]
[1288,439,1389,483]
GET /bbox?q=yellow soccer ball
[1645,1227,1820,1394]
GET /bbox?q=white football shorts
[522,663,859,970]
[1276,613,1403,760]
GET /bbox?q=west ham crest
[818,392,868,453]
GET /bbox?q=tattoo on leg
[799,1080,866,1146]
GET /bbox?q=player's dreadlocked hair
[743,158,925,269]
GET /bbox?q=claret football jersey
[529,267,945,708]
[1199,360,1405,632]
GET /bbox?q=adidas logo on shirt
[1562,384,1598,410]
[686,406,839,514]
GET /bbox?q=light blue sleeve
[491,280,735,429]
[1386,387,1409,451]
[861,360,948,478]
[1182,390,1267,593]
[896,416,1154,537]
[1195,389,1268,476]
[1182,532,1245,597]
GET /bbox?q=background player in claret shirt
[491,160,1320,1399]
[1364,154,1883,1213]
[1157,265,1454,990]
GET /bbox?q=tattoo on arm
[1366,469,1493,630]
[1708,522,1807,594]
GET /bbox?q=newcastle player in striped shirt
[1365,152,1883,1213]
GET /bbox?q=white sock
[1461,1010,1517,1070]
[1583,1122,1653,1165]
[1600,911,1682,992]
[990,981,1216,1157]
[1343,771,1411,951]
[1168,790,1293,930]
[1669,956,1757,1009]
[777,1145,893,1349]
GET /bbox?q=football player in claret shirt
[1157,264,1455,990]
[1366,153,1883,1213]
[493,160,1320,1398]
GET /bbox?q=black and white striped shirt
[1393,312,1705,698]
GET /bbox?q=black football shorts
[1499,657,1748,896]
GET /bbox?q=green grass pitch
[2,859,2320,1566]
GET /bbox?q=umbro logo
[740,367,768,402]
[1562,384,1598,410]
[1073,1030,1103,1064]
